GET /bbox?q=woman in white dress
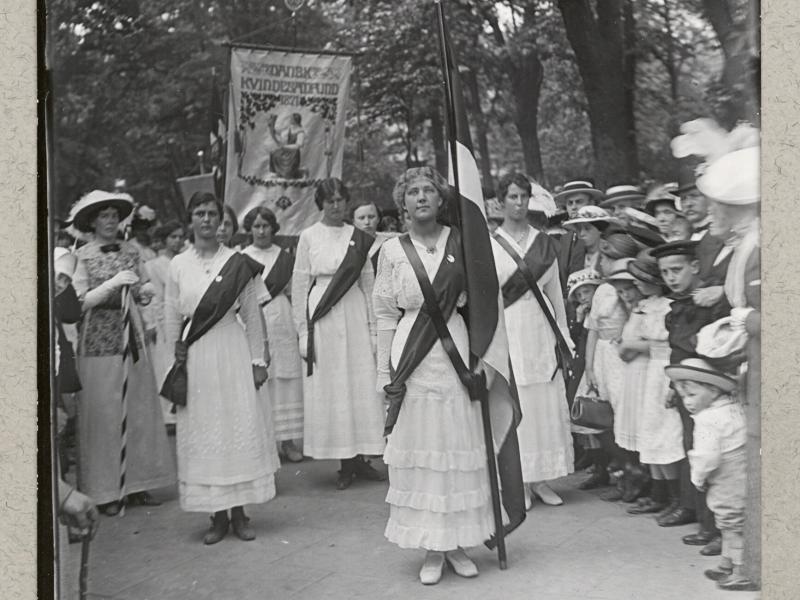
[292,178,386,489]
[492,172,574,508]
[242,206,304,463]
[142,220,185,426]
[164,192,279,544]
[376,167,494,585]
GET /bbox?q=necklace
[194,245,222,275]
[504,226,528,246]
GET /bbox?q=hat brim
[627,262,662,286]
[644,198,678,214]
[664,365,738,393]
[72,199,134,233]
[607,271,637,283]
[562,216,617,230]
[600,194,645,208]
[567,279,602,299]
[554,188,604,204]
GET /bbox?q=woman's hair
[222,204,239,235]
[243,205,280,234]
[391,166,448,212]
[349,198,382,222]
[599,230,640,259]
[153,220,184,241]
[314,178,350,211]
[497,172,532,203]
[186,192,223,221]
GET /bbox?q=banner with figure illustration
[224,47,352,235]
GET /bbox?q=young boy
[665,358,753,591]
[650,240,730,544]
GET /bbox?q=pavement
[62,455,760,600]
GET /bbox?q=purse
[570,384,613,430]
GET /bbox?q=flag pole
[434,0,508,570]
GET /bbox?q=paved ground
[62,455,759,600]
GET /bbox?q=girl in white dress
[164,192,279,544]
[492,173,574,508]
[375,167,494,585]
[242,206,304,462]
[292,178,386,489]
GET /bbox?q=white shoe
[532,482,563,506]
[524,485,534,511]
[419,551,445,585]
[445,548,479,578]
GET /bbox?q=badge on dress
[349,240,355,246]
[446,254,455,263]
[215,275,223,282]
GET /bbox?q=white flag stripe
[448,142,487,220]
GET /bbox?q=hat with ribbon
[527,182,558,217]
[566,267,603,300]
[605,257,637,282]
[599,227,640,259]
[600,184,646,209]
[644,183,680,215]
[562,205,618,229]
[67,190,135,233]
[554,180,604,205]
[627,255,663,286]
[650,239,700,260]
[664,357,739,393]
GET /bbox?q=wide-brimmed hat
[644,183,680,215]
[68,190,135,233]
[554,180,604,205]
[53,247,78,279]
[527,182,558,217]
[567,268,603,300]
[627,256,663,286]
[696,146,759,205]
[562,205,617,229]
[600,185,645,209]
[606,257,637,282]
[625,221,666,249]
[664,358,738,393]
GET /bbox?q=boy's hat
[554,180,604,205]
[567,268,603,300]
[562,205,617,229]
[644,183,680,215]
[664,358,738,393]
[650,239,699,260]
[599,184,646,209]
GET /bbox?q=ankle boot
[203,510,229,545]
[336,458,357,490]
[230,506,255,541]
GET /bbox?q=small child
[665,359,753,591]
[667,214,693,242]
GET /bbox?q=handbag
[570,384,613,430]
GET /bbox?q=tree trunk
[557,0,639,185]
[622,0,638,175]
[507,53,545,183]
[462,67,494,193]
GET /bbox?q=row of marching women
[52,119,760,591]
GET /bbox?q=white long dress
[493,227,575,482]
[375,230,496,551]
[242,245,304,441]
[616,308,649,451]
[582,283,628,411]
[637,296,685,464]
[142,254,176,424]
[291,222,385,458]
[165,245,279,512]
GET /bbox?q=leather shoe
[682,530,715,545]
[99,501,121,516]
[655,499,680,520]
[658,507,697,527]
[419,551,445,585]
[128,491,162,507]
[600,487,623,502]
[353,456,386,481]
[704,566,733,581]
[336,470,356,490]
[717,573,758,591]
[627,498,666,514]
[531,483,563,506]
[700,536,722,556]
[445,548,478,578]
[230,507,255,541]
[203,511,229,545]
[578,470,609,490]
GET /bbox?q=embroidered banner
[224,48,352,234]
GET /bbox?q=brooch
[446,254,455,263]
[349,240,355,246]
[215,275,223,282]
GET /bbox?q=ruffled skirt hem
[384,510,494,551]
[179,474,276,513]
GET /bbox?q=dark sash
[305,227,373,376]
[497,231,557,307]
[384,230,474,435]
[494,233,574,379]
[262,249,294,302]
[160,252,264,406]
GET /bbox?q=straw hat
[562,205,617,229]
[566,268,603,300]
[67,190,135,233]
[53,247,77,279]
[664,358,738,393]
[605,257,637,282]
[627,256,663,286]
[696,146,760,205]
[554,180,603,205]
[527,182,558,217]
[600,184,645,209]
[644,183,680,215]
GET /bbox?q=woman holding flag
[163,192,279,544]
[375,167,496,585]
[69,190,175,516]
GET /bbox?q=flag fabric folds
[209,72,227,198]
[435,0,526,548]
